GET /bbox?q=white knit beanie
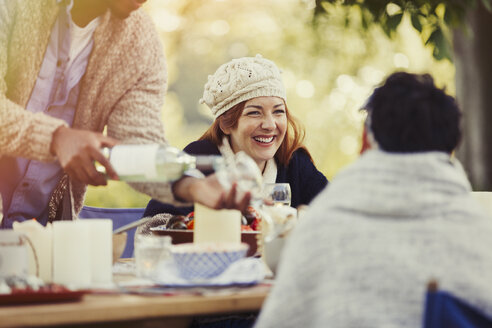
[200,55,286,119]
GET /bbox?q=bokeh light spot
[336,74,356,94]
[359,66,384,85]
[210,20,230,36]
[386,3,401,16]
[152,9,181,32]
[393,53,409,68]
[296,80,315,98]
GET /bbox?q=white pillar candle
[83,219,113,285]
[193,203,241,244]
[53,221,90,288]
[12,220,53,283]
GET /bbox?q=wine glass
[216,139,263,201]
[263,183,292,207]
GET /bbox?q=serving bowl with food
[150,207,261,257]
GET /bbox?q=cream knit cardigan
[0,0,183,220]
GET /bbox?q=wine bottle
[100,144,223,182]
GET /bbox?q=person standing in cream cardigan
[0,0,250,228]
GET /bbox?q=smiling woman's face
[221,96,287,170]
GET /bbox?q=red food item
[244,206,261,225]
[241,224,253,231]
[186,219,194,230]
[251,218,261,231]
[185,211,194,221]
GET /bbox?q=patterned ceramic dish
[150,227,260,257]
[171,242,249,280]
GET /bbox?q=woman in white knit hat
[144,55,327,217]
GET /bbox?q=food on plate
[165,206,262,232]
[244,206,260,225]
[165,215,189,230]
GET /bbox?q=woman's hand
[172,174,251,213]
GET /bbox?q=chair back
[78,206,145,258]
[424,281,492,328]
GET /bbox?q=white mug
[0,230,29,278]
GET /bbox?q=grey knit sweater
[256,150,492,328]
[0,0,186,220]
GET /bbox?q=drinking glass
[134,235,171,279]
[216,138,264,202]
[215,151,263,200]
[263,183,292,207]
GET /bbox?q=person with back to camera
[255,72,492,327]
[143,55,328,218]
[0,0,249,229]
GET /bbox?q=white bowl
[171,242,248,280]
[263,237,286,275]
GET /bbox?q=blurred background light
[210,20,230,36]
[192,38,213,55]
[336,75,356,94]
[393,53,410,68]
[152,9,181,32]
[359,66,385,85]
[340,135,359,155]
[228,42,249,58]
[386,3,401,15]
[296,80,315,98]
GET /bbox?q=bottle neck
[195,155,223,173]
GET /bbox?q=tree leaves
[313,0,492,61]
[410,13,423,32]
[386,13,403,33]
[426,26,452,60]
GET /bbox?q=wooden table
[0,273,270,327]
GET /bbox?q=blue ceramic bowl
[171,243,248,280]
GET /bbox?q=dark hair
[199,100,311,166]
[365,72,462,153]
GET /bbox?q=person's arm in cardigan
[0,1,118,187]
[0,1,64,162]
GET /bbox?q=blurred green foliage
[85,0,455,208]
[315,0,491,61]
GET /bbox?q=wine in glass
[263,183,292,207]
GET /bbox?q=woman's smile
[253,135,276,145]
[224,96,287,170]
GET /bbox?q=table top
[0,267,271,328]
[0,285,269,327]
